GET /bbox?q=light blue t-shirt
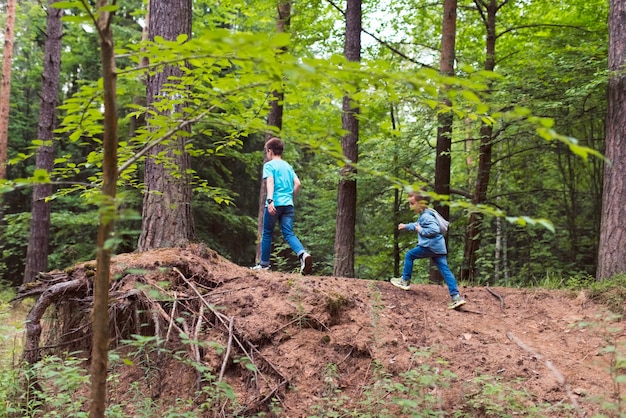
[263,159,297,207]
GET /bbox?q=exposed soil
[19,245,622,417]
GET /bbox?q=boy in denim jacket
[391,191,466,309]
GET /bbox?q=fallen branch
[174,269,291,412]
[150,297,186,339]
[506,331,586,417]
[173,268,289,388]
[219,316,234,382]
[485,286,505,311]
[165,292,179,344]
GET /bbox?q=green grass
[0,289,27,370]
[0,289,29,417]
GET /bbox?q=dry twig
[219,316,234,382]
[172,267,290,401]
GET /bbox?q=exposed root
[485,286,505,311]
[13,244,290,413]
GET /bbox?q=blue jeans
[402,246,460,297]
[260,205,305,266]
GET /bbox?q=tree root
[21,278,88,365]
[14,250,291,415]
[485,286,505,311]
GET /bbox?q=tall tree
[333,0,361,278]
[23,0,63,284]
[256,0,291,262]
[431,0,457,282]
[90,0,118,415]
[0,0,17,182]
[434,0,457,220]
[597,0,626,280]
[137,0,194,251]
[459,0,499,282]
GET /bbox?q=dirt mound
[16,245,619,416]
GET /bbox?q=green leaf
[32,169,51,184]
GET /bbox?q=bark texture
[0,0,17,181]
[334,0,361,278]
[90,1,118,415]
[460,0,497,282]
[137,0,194,251]
[24,1,63,284]
[597,0,626,280]
[431,0,457,282]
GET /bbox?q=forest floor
[14,244,625,417]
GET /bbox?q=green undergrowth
[584,274,626,315]
[533,273,626,316]
[0,343,580,417]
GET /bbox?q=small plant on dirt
[172,339,241,415]
[287,283,310,329]
[308,362,352,417]
[120,334,164,377]
[355,359,396,416]
[365,283,390,372]
[25,353,91,417]
[232,354,258,373]
[386,348,455,417]
[253,397,283,417]
[310,350,458,417]
[326,292,350,320]
[586,274,626,315]
[322,362,340,396]
[463,374,563,417]
[389,366,450,417]
[577,310,626,416]
[367,282,385,323]
[193,362,240,414]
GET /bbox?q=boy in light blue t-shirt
[251,137,312,275]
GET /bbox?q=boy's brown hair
[265,137,284,156]
[408,190,431,204]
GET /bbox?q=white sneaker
[250,264,270,271]
[300,253,312,275]
[390,277,410,290]
[448,294,466,309]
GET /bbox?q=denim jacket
[404,210,447,255]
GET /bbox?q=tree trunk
[333,0,361,278]
[597,0,626,280]
[460,0,496,282]
[90,1,118,416]
[391,105,401,277]
[434,0,457,220]
[256,0,291,262]
[24,1,63,284]
[0,0,16,182]
[430,0,457,283]
[128,5,149,140]
[137,0,194,252]
[461,122,493,281]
